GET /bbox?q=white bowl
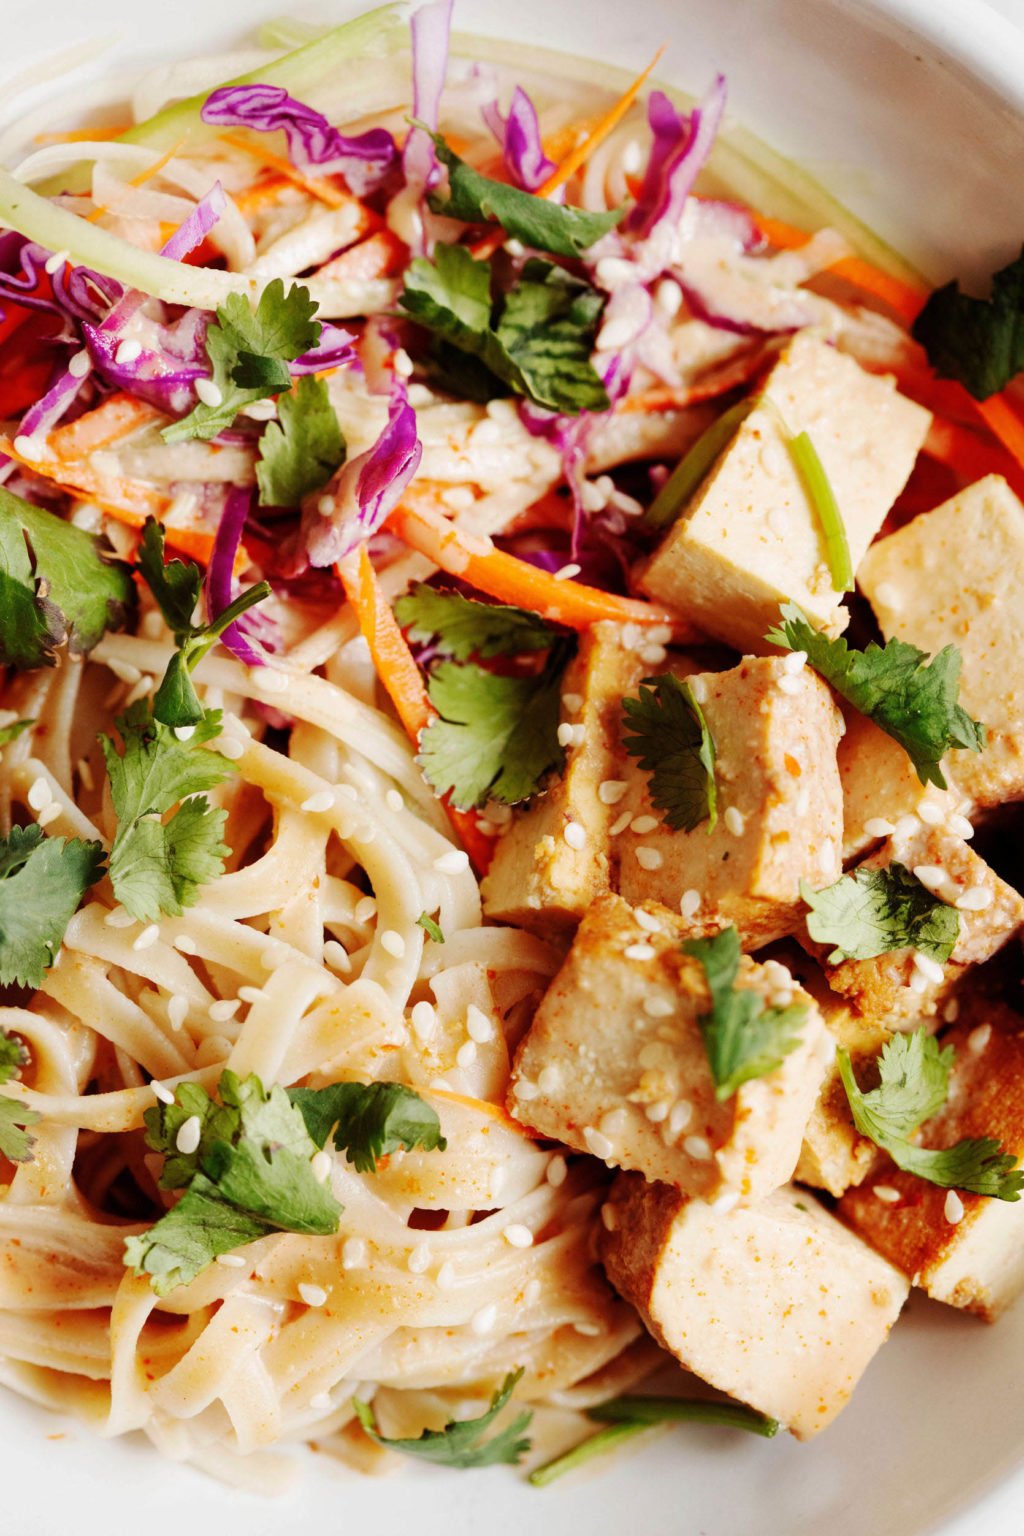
[1,3,1023,1533]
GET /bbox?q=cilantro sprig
[767,602,985,789]
[288,1080,446,1174]
[911,248,1024,401]
[256,375,346,508]
[0,824,105,988]
[0,719,34,748]
[0,485,133,670]
[417,911,445,944]
[399,244,609,415]
[125,1069,343,1295]
[0,1027,39,1164]
[163,279,322,442]
[802,863,960,966]
[683,927,808,1101]
[838,1031,1024,1200]
[622,674,717,833]
[354,1369,533,1469]
[395,583,558,661]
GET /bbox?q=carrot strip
[535,47,666,200]
[217,132,352,210]
[753,213,926,325]
[316,228,407,283]
[424,1086,540,1139]
[48,393,163,457]
[617,349,769,415]
[231,174,294,215]
[86,137,186,224]
[35,125,132,145]
[388,487,692,635]
[973,393,1024,477]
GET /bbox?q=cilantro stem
[786,430,854,592]
[528,1421,652,1487]
[587,1396,780,1434]
[644,398,757,530]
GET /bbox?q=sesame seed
[301,790,335,814]
[624,942,656,961]
[913,864,949,895]
[643,996,674,1018]
[909,970,930,995]
[556,721,575,747]
[943,997,960,1023]
[13,433,48,461]
[575,1321,603,1337]
[259,943,288,971]
[644,1099,670,1123]
[218,737,244,761]
[37,802,61,827]
[782,649,808,674]
[436,1261,456,1289]
[597,779,629,807]
[912,950,945,985]
[630,815,659,835]
[471,1302,498,1335]
[456,1040,477,1069]
[538,1064,561,1094]
[515,1076,539,1103]
[634,908,662,934]
[215,1252,246,1268]
[688,675,707,703]
[311,1150,332,1183]
[310,1391,333,1411]
[68,349,91,378]
[917,801,945,826]
[546,1155,568,1188]
[683,1134,712,1162]
[411,1000,437,1042]
[601,1204,618,1231]
[679,889,701,920]
[776,674,802,695]
[354,896,377,924]
[634,847,663,871]
[553,562,581,582]
[408,1242,431,1273]
[582,1126,614,1160]
[393,347,414,378]
[175,1115,202,1155]
[341,1238,367,1270]
[640,643,667,666]
[173,934,199,955]
[27,776,51,811]
[621,623,642,650]
[168,995,189,1031]
[151,1079,175,1105]
[873,1184,901,1204]
[103,906,135,929]
[298,1282,328,1307]
[946,812,974,840]
[894,814,921,839]
[944,1190,965,1225]
[108,659,143,688]
[114,338,143,365]
[562,692,583,714]
[724,806,746,837]
[609,811,632,837]
[256,667,288,693]
[322,940,351,973]
[172,724,196,742]
[874,582,903,611]
[503,1224,533,1249]
[76,756,94,791]
[667,1100,693,1139]
[434,849,470,874]
[380,929,405,958]
[209,998,240,1023]
[195,377,223,408]
[968,1023,992,1054]
[864,817,896,838]
[385,789,404,813]
[524,1278,542,1306]
[955,885,992,912]
[562,820,587,851]
[133,923,160,952]
[466,1004,494,1043]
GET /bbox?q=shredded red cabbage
[159,180,227,262]
[401,0,454,244]
[480,85,555,192]
[205,486,269,667]
[627,79,727,242]
[201,84,397,197]
[291,322,357,374]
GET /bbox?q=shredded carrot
[85,136,188,224]
[536,47,666,200]
[316,228,407,284]
[753,213,926,325]
[616,349,770,414]
[231,174,295,215]
[388,485,693,636]
[48,393,163,458]
[217,132,353,210]
[973,393,1024,478]
[35,125,131,145]
[424,1085,540,1139]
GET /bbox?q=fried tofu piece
[600,1173,909,1438]
[805,822,1024,1025]
[858,475,1024,808]
[638,332,930,652]
[508,893,832,1202]
[837,709,961,861]
[840,1003,1024,1320]
[616,656,844,946]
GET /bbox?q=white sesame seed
[777,675,803,695]
[107,658,142,685]
[354,896,377,924]
[13,433,48,461]
[298,1282,328,1307]
[955,885,993,912]
[133,923,160,952]
[553,562,581,582]
[968,1023,992,1054]
[574,1321,603,1336]
[654,276,683,315]
[503,1223,533,1249]
[215,1252,247,1268]
[864,817,896,838]
[874,582,903,611]
[563,820,587,850]
[411,1000,437,1042]
[209,998,240,1023]
[894,814,921,839]
[683,1134,712,1162]
[724,806,746,837]
[434,849,470,874]
[634,847,663,871]
[524,1278,542,1306]
[471,1302,498,1335]
[68,349,91,378]
[256,667,289,694]
[562,692,583,714]
[173,724,196,742]
[114,337,143,366]
[27,776,52,811]
[782,649,808,674]
[36,802,61,826]
[624,942,656,961]
[582,1126,614,1160]
[408,1242,431,1273]
[944,1190,965,1225]
[909,970,931,994]
[795,787,811,819]
[634,908,662,934]
[43,247,70,276]
[385,789,404,813]
[311,1150,332,1183]
[436,1260,457,1290]
[668,1100,693,1139]
[392,347,414,378]
[514,1076,539,1102]
[259,943,289,971]
[168,995,189,1031]
[912,950,945,985]
[466,1004,494,1043]
[151,1079,175,1105]
[380,929,406,958]
[322,940,351,973]
[917,800,945,826]
[640,643,667,666]
[309,1391,333,1411]
[216,737,243,761]
[609,811,632,837]
[873,1184,901,1204]
[174,933,199,955]
[645,1099,671,1123]
[630,815,659,835]
[175,1115,202,1155]
[601,1203,619,1231]
[711,1190,741,1215]
[341,1238,366,1269]
[538,1064,561,1094]
[946,812,974,840]
[546,1154,568,1187]
[456,1040,477,1069]
[643,995,674,1018]
[597,779,628,806]
[913,864,949,895]
[103,905,135,929]
[301,790,335,814]
[556,721,575,747]
[679,889,702,920]
[688,674,707,704]
[943,997,961,1023]
[195,377,223,408]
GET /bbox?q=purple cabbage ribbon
[480,85,555,192]
[627,77,727,241]
[401,0,454,245]
[205,485,271,667]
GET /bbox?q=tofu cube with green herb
[600,1172,909,1437]
[637,333,930,652]
[838,709,962,861]
[839,1003,1024,1320]
[616,655,845,947]
[481,622,648,932]
[507,893,832,1202]
[803,823,1024,1025]
[858,474,1024,808]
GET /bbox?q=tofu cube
[805,822,1024,1024]
[481,622,646,932]
[616,656,844,946]
[508,893,832,1202]
[837,709,961,861]
[858,475,1024,808]
[840,1003,1024,1320]
[600,1173,909,1438]
[638,332,931,652]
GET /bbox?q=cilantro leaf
[802,862,960,965]
[0,824,105,988]
[289,1080,446,1174]
[400,245,609,415]
[911,248,1024,400]
[137,517,202,636]
[417,912,445,943]
[622,674,717,833]
[163,280,322,442]
[354,1369,532,1468]
[0,1096,40,1164]
[838,1032,1024,1200]
[100,703,232,922]
[767,602,985,789]
[0,485,133,669]
[394,583,559,661]
[0,1028,27,1084]
[683,927,808,1101]
[256,375,346,508]
[418,644,572,809]
[427,130,623,257]
[126,1069,342,1295]
[0,719,33,748]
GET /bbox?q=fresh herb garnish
[354,1369,532,1469]
[426,129,623,257]
[399,244,609,415]
[100,703,232,922]
[0,485,133,670]
[163,279,322,442]
[0,1027,39,1164]
[622,673,717,833]
[838,1031,1024,1200]
[911,248,1024,400]
[124,1069,343,1295]
[786,430,853,592]
[0,824,105,988]
[417,911,445,943]
[644,398,756,530]
[255,374,346,508]
[802,862,960,965]
[394,583,559,660]
[683,927,808,1101]
[766,601,985,789]
[288,1080,446,1174]
[0,719,33,748]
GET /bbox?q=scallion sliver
[644,398,758,530]
[786,429,854,592]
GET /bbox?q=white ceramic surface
[0,3,1022,1533]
